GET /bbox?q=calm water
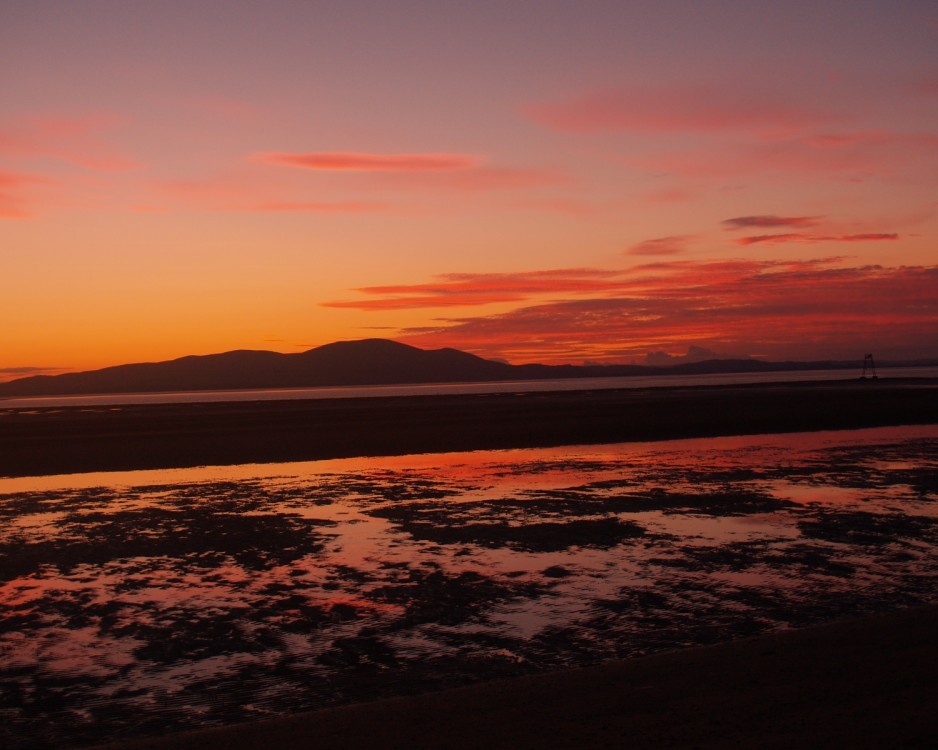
[1,425,937,748]
[3,365,938,409]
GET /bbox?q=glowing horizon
[2,1,937,379]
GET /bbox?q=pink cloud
[254,151,566,193]
[722,215,822,230]
[525,84,829,136]
[629,129,938,182]
[736,232,899,246]
[0,115,142,172]
[254,151,479,172]
[391,260,938,364]
[0,169,53,218]
[158,160,563,211]
[626,235,695,256]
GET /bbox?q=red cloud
[323,259,849,313]
[325,293,526,310]
[626,236,694,256]
[737,233,899,246]
[323,268,626,310]
[254,152,478,171]
[722,215,822,230]
[392,260,938,364]
[525,85,828,135]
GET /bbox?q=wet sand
[98,604,938,750]
[4,426,936,749]
[3,378,937,477]
[6,379,937,749]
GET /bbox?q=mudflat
[5,381,937,749]
[98,604,938,750]
[2,378,937,477]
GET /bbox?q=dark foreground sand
[2,378,937,477]
[97,605,938,750]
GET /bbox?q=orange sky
[2,1,937,380]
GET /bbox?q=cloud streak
[157,170,393,213]
[626,235,695,256]
[254,151,566,194]
[525,84,829,135]
[736,232,899,246]
[0,115,142,172]
[323,268,625,310]
[722,215,822,229]
[0,169,52,218]
[346,259,938,364]
[255,151,479,172]
[626,129,938,182]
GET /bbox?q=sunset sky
[2,0,937,379]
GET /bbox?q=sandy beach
[2,378,937,477]
[97,604,938,750]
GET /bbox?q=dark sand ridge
[96,604,938,750]
[2,378,938,477]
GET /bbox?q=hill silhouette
[0,338,898,398]
[0,340,512,397]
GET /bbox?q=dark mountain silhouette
[0,338,926,398]
[0,340,512,397]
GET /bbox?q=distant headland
[1,338,936,398]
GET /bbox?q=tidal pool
[1,425,937,748]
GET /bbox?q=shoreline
[2,378,937,478]
[97,604,938,750]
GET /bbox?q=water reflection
[1,425,936,749]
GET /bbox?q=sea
[2,423,937,748]
[2,364,938,409]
